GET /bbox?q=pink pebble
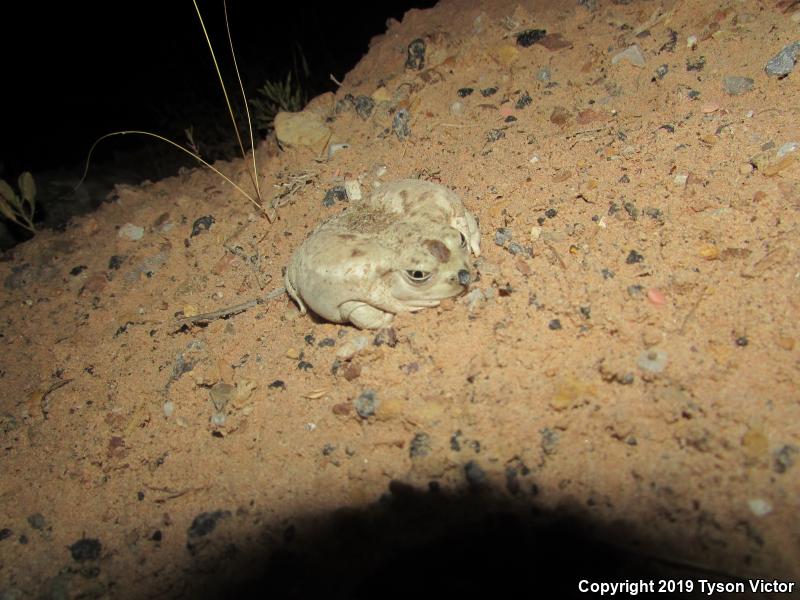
[499,105,515,117]
[647,288,667,305]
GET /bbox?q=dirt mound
[1,0,798,597]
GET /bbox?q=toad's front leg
[339,301,395,329]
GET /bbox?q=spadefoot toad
[285,179,481,329]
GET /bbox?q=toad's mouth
[402,284,470,308]
[403,299,441,309]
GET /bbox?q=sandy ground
[1,0,799,597]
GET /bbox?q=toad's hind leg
[284,269,307,314]
[340,301,395,329]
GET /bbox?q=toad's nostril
[457,269,471,285]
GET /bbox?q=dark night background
[1,1,436,189]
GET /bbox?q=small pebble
[450,101,465,116]
[118,223,144,241]
[515,91,532,109]
[764,41,800,77]
[541,427,559,455]
[674,173,689,187]
[723,76,754,96]
[647,288,667,305]
[162,401,175,418]
[687,35,698,49]
[409,432,432,458]
[405,38,425,70]
[487,129,505,142]
[353,95,375,120]
[354,390,378,418]
[627,284,644,296]
[392,109,411,140]
[548,319,562,330]
[336,334,370,359]
[322,186,347,207]
[626,250,644,264]
[69,538,102,562]
[494,227,513,246]
[464,288,485,311]
[457,87,474,97]
[187,511,230,539]
[507,242,525,256]
[747,498,773,517]
[27,514,47,531]
[327,142,350,159]
[464,460,488,487]
[344,180,361,201]
[637,349,668,373]
[774,445,798,473]
[480,87,498,97]
[686,56,705,71]
[190,216,214,237]
[536,67,551,82]
[516,29,547,48]
[612,44,646,68]
[776,141,799,158]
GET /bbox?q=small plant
[250,72,307,132]
[0,171,37,233]
[250,44,309,132]
[78,0,275,220]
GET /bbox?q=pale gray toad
[285,179,481,329]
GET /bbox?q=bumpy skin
[285,179,481,329]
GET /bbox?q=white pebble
[611,44,646,68]
[344,180,362,201]
[336,335,371,359]
[637,349,668,373]
[450,101,465,116]
[776,141,799,158]
[118,223,144,241]
[687,35,698,49]
[162,401,175,418]
[747,498,773,517]
[327,143,350,159]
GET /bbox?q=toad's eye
[459,232,467,248]
[405,269,432,283]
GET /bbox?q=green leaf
[0,178,17,204]
[0,199,16,221]
[18,171,36,204]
